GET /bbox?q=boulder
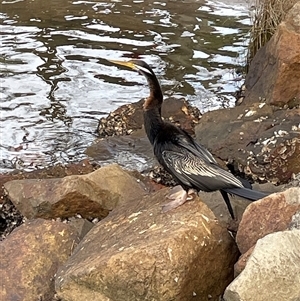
[0,219,80,301]
[0,159,98,204]
[97,97,201,138]
[4,164,147,220]
[195,103,300,184]
[243,2,300,107]
[224,229,300,301]
[55,188,239,301]
[236,187,300,254]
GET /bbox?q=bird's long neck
[143,108,164,145]
[141,71,164,145]
[143,73,163,110]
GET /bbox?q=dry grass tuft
[247,0,298,68]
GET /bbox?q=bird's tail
[223,187,269,201]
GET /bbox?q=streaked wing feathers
[162,150,243,192]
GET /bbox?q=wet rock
[243,2,300,107]
[236,187,300,254]
[4,164,147,220]
[91,97,201,171]
[224,229,300,301]
[0,218,80,301]
[195,103,300,184]
[55,188,239,301]
[86,128,154,171]
[97,97,201,138]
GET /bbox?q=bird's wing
[176,135,217,164]
[161,149,243,192]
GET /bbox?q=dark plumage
[109,59,268,218]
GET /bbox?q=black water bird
[109,59,268,218]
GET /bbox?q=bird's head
[108,58,163,110]
[108,59,154,77]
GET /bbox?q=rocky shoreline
[1,3,300,301]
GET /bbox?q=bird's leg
[162,185,196,212]
[220,190,235,219]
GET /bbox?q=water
[0,0,252,172]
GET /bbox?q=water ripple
[0,0,251,172]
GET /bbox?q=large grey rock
[0,219,80,301]
[55,188,239,301]
[224,229,300,301]
[4,164,147,220]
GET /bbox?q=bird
[108,59,269,219]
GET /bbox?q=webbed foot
[162,186,196,212]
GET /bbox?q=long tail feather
[223,187,269,201]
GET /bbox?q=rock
[243,2,300,107]
[224,229,300,301]
[0,219,80,301]
[90,97,201,171]
[289,211,300,230]
[86,128,155,172]
[195,103,300,184]
[198,190,250,227]
[97,97,201,138]
[0,159,99,204]
[236,187,300,254]
[233,245,255,277]
[4,164,147,220]
[0,160,100,239]
[55,188,239,301]
[199,183,278,232]
[193,2,300,185]
[68,218,94,240]
[0,197,24,241]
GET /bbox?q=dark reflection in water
[0,0,251,172]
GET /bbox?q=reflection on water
[0,0,251,172]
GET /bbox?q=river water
[0,0,251,172]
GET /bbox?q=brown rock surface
[0,219,80,301]
[55,188,239,301]
[97,97,201,138]
[0,159,99,204]
[195,103,300,184]
[244,2,300,107]
[4,164,147,220]
[68,218,94,240]
[234,245,255,277]
[236,187,300,254]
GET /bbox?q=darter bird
[108,59,268,219]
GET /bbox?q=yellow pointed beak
[108,59,136,70]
